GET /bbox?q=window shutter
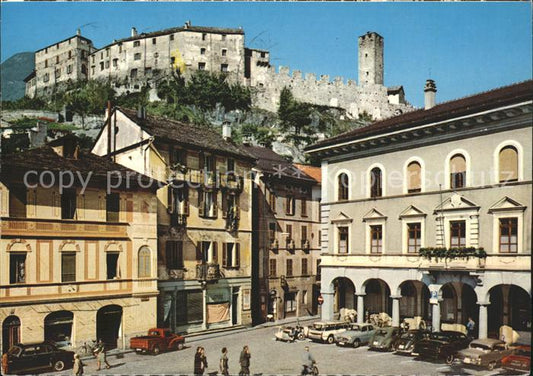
[222,243,228,267]
[212,242,218,263]
[222,192,228,218]
[199,153,205,171]
[212,191,218,218]
[183,189,190,216]
[167,186,175,214]
[198,189,204,217]
[196,243,202,261]
[235,243,240,268]
[169,145,175,165]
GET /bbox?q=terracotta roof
[293,164,321,184]
[1,145,158,191]
[242,145,316,184]
[307,80,533,152]
[118,108,256,162]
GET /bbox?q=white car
[307,321,351,344]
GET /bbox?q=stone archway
[44,311,74,348]
[96,305,122,349]
[399,280,430,321]
[363,279,391,315]
[2,316,20,353]
[488,284,531,335]
[332,277,356,315]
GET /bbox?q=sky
[1,2,531,108]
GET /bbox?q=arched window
[138,246,151,278]
[337,173,349,201]
[450,154,466,189]
[407,161,422,193]
[499,146,518,183]
[370,168,382,198]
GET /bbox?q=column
[391,295,401,327]
[431,302,441,332]
[321,292,335,321]
[478,302,489,339]
[202,288,207,330]
[356,294,365,324]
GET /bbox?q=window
[134,53,141,61]
[145,67,152,76]
[198,241,218,263]
[261,52,266,58]
[56,56,59,63]
[286,259,293,277]
[168,187,189,216]
[221,34,226,41]
[301,225,308,242]
[133,41,140,47]
[106,252,120,279]
[222,49,227,56]
[450,221,466,248]
[499,218,517,253]
[61,252,76,282]
[223,243,240,268]
[106,193,120,222]
[198,190,217,218]
[499,146,518,183]
[166,241,183,269]
[105,61,109,69]
[407,223,421,253]
[138,246,151,277]
[9,186,27,218]
[200,48,206,55]
[112,58,118,68]
[370,168,382,198]
[130,68,138,78]
[285,293,296,313]
[301,197,307,216]
[10,253,26,284]
[198,62,206,70]
[301,258,308,275]
[302,290,308,304]
[202,33,207,41]
[170,34,174,41]
[61,189,76,220]
[66,65,73,74]
[316,259,321,280]
[152,38,157,45]
[269,259,277,277]
[99,62,104,71]
[407,161,422,193]
[286,196,295,215]
[221,64,228,73]
[45,59,48,68]
[68,51,72,59]
[269,223,276,242]
[43,73,49,83]
[286,224,293,240]
[55,68,61,78]
[338,173,349,201]
[106,49,109,57]
[450,154,466,189]
[370,225,382,253]
[338,226,349,253]
[176,290,203,325]
[268,191,276,213]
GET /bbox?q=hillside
[1,52,35,101]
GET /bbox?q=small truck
[130,328,185,355]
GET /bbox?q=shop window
[176,290,203,325]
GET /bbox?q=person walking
[301,346,316,375]
[194,347,208,376]
[219,347,229,376]
[72,354,84,376]
[94,340,111,371]
[467,317,476,338]
[239,345,251,376]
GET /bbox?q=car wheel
[152,346,160,355]
[352,339,361,349]
[177,342,184,351]
[53,360,66,372]
[487,361,496,371]
[445,354,454,365]
[326,335,335,344]
[297,333,305,341]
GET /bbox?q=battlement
[273,65,357,88]
[359,31,384,42]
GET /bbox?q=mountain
[1,52,35,101]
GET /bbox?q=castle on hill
[24,22,412,120]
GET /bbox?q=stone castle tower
[358,31,384,86]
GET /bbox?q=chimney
[76,28,81,36]
[184,20,191,29]
[424,79,437,110]
[222,121,232,141]
[131,27,138,37]
[137,106,146,120]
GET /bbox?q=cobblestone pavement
[50,323,523,376]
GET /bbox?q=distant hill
[1,52,35,101]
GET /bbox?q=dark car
[501,345,531,373]
[368,327,402,351]
[394,329,430,356]
[413,331,470,364]
[4,342,75,374]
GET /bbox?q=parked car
[368,327,402,351]
[413,331,471,363]
[274,325,305,342]
[307,321,351,344]
[455,338,515,370]
[394,329,430,356]
[3,342,75,374]
[130,328,185,355]
[335,323,376,348]
[501,345,531,373]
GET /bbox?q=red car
[130,328,185,355]
[501,345,531,374]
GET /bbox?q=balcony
[168,165,203,185]
[220,174,244,192]
[0,217,128,239]
[170,213,187,228]
[270,239,279,251]
[302,240,310,252]
[196,263,221,281]
[225,207,240,232]
[286,239,295,252]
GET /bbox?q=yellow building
[0,135,159,352]
[92,108,256,333]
